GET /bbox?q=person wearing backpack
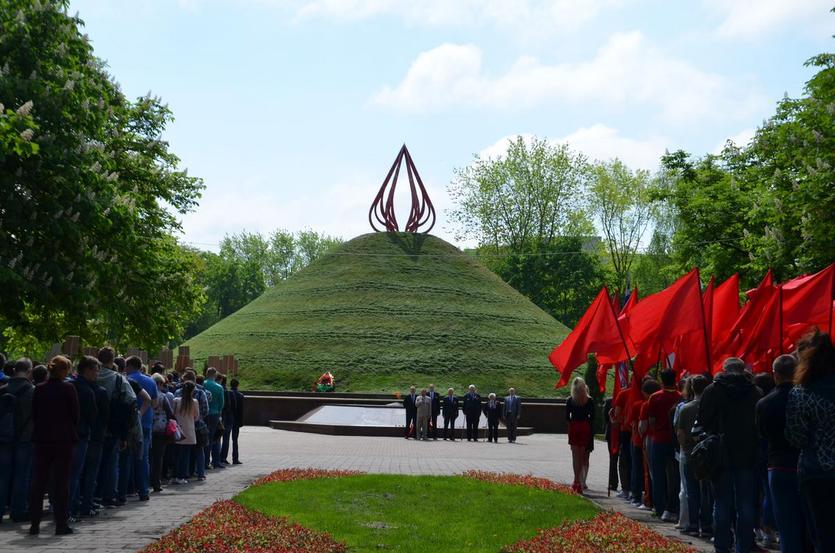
[28,355,79,536]
[78,363,109,517]
[68,356,100,521]
[698,357,762,553]
[675,374,713,538]
[95,347,136,508]
[124,356,157,502]
[0,358,35,523]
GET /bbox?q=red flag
[781,264,835,349]
[596,363,609,394]
[702,277,715,344]
[549,287,629,388]
[626,269,709,376]
[712,274,740,349]
[715,270,775,373]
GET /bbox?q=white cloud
[712,127,756,154]
[480,125,668,171]
[292,0,623,35]
[705,0,832,39]
[372,32,765,124]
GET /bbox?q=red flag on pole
[781,263,835,349]
[714,270,775,373]
[549,287,630,388]
[711,274,741,349]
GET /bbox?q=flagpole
[696,268,712,375]
[606,286,633,368]
[778,279,784,355]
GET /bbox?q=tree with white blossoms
[0,0,204,353]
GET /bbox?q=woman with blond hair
[566,376,595,494]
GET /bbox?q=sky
[68,0,833,250]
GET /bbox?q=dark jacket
[483,400,502,423]
[463,392,482,418]
[442,395,459,419]
[90,383,110,443]
[231,389,245,427]
[32,378,80,444]
[428,390,441,416]
[222,388,235,425]
[756,383,799,470]
[699,370,762,470]
[402,393,417,415]
[1,376,34,442]
[786,373,835,482]
[72,376,99,440]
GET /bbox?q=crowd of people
[0,347,246,537]
[401,385,522,443]
[603,329,835,553]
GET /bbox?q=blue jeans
[713,467,756,553]
[650,441,674,516]
[630,444,644,502]
[682,454,712,533]
[68,438,88,516]
[117,447,133,500]
[768,470,805,553]
[97,436,120,503]
[133,427,151,498]
[0,441,32,521]
[79,441,103,513]
[220,418,233,462]
[191,443,205,478]
[205,414,222,467]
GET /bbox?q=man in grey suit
[414,389,431,441]
[503,388,521,443]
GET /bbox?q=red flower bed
[139,500,345,553]
[502,512,696,553]
[463,470,577,495]
[250,467,363,487]
[140,469,359,553]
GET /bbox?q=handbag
[165,419,183,442]
[195,419,210,447]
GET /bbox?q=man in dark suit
[462,385,482,442]
[442,388,459,441]
[503,387,521,443]
[402,385,417,439]
[427,384,441,440]
[483,393,502,443]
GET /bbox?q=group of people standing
[402,385,522,443]
[604,330,835,553]
[0,347,246,537]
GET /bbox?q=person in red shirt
[611,387,633,500]
[646,369,683,521]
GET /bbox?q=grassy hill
[183,232,570,396]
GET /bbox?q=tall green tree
[0,1,204,350]
[588,159,653,293]
[449,136,593,250]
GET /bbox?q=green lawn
[235,474,598,552]
[184,232,572,397]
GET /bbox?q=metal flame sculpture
[369,145,436,233]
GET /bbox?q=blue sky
[68,0,833,249]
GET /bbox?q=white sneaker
[177,478,189,485]
[661,511,677,522]
[637,504,651,510]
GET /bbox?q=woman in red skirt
[566,376,595,494]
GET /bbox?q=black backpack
[689,421,723,480]
[0,384,27,443]
[108,375,136,441]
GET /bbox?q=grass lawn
[235,474,598,553]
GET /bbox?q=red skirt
[568,420,592,446]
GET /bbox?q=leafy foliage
[0,0,203,351]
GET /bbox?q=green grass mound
[184,232,569,396]
[235,474,598,553]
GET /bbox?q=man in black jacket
[483,393,502,443]
[427,384,441,440]
[442,388,459,441]
[756,354,806,553]
[69,356,99,521]
[463,385,482,442]
[698,357,762,553]
[79,367,109,517]
[0,358,34,523]
[230,379,244,464]
[402,386,417,439]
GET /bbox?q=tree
[482,237,608,327]
[0,1,204,350]
[588,159,653,292]
[449,136,592,250]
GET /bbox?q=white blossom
[16,100,33,117]
[19,128,34,141]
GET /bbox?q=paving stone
[0,426,711,552]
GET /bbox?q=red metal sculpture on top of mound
[369,145,436,233]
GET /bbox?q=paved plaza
[0,426,710,552]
